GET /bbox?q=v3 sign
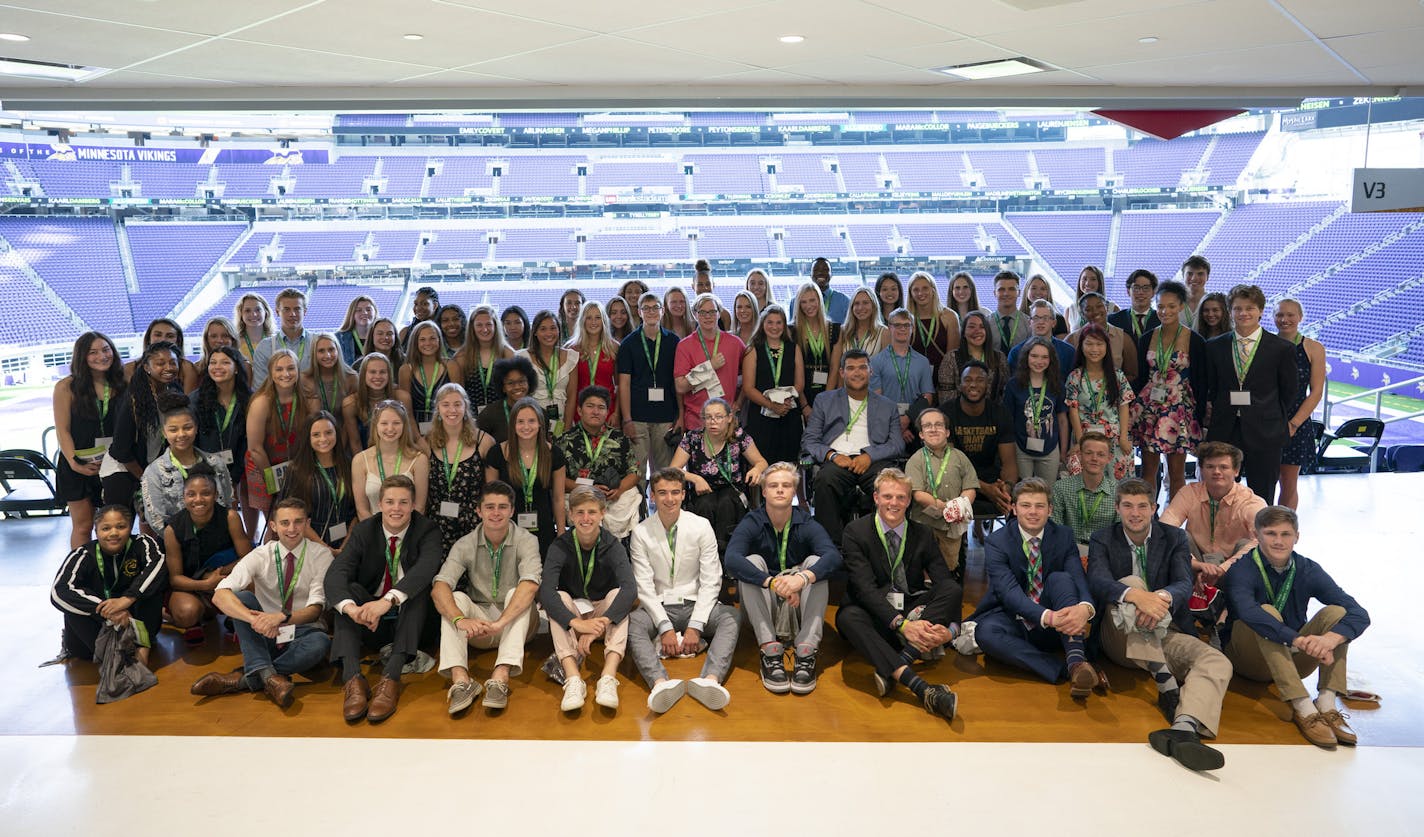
[1351,168,1424,212]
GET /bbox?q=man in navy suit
[1087,478,1231,772]
[1203,284,1297,501]
[1107,268,1162,343]
[967,477,1103,696]
[802,348,905,546]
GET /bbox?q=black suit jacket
[1085,522,1195,634]
[1202,330,1298,448]
[324,512,443,606]
[1108,308,1161,342]
[841,513,956,628]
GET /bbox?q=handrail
[1320,370,1424,428]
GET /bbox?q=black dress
[486,444,566,555]
[428,441,487,555]
[188,389,248,488]
[408,364,450,429]
[167,505,238,578]
[742,342,803,467]
[462,357,499,414]
[798,322,841,406]
[57,382,117,504]
[298,464,357,548]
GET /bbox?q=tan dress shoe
[263,673,295,709]
[343,675,371,722]
[191,670,245,697]
[1293,710,1338,749]
[1322,710,1357,746]
[1068,662,1097,698]
[367,676,402,723]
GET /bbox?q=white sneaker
[687,677,730,711]
[647,679,686,714]
[594,675,620,710]
[560,677,587,711]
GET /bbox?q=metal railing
[1320,371,1424,428]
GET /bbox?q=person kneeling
[836,468,962,720]
[431,481,542,716]
[628,468,741,714]
[193,498,333,708]
[539,486,637,713]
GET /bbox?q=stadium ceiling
[0,0,1419,111]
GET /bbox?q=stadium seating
[127,222,248,324]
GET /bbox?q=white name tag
[662,594,685,606]
[1229,390,1251,406]
[517,512,538,530]
[647,388,665,402]
[95,436,113,449]
[276,624,296,643]
[812,371,829,386]
[215,449,234,466]
[573,598,595,616]
[1150,388,1167,402]
[897,402,910,416]
[575,477,594,487]
[439,501,460,518]
[887,592,905,610]
[418,420,433,435]
[328,522,347,542]
[1026,437,1046,453]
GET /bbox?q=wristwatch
[280,609,292,624]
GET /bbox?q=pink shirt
[1160,482,1265,559]
[674,330,744,430]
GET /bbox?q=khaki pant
[550,590,629,662]
[1225,604,1348,701]
[628,420,675,488]
[438,588,537,678]
[932,529,964,572]
[1098,576,1232,737]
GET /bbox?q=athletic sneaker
[687,677,731,711]
[922,684,958,721]
[560,677,587,711]
[647,679,686,714]
[482,679,510,710]
[759,644,790,694]
[446,679,481,715]
[594,675,620,710]
[872,670,893,698]
[790,652,819,695]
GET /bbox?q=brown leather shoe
[263,673,295,709]
[367,676,402,723]
[342,675,371,722]
[191,670,245,697]
[1068,662,1097,698]
[1322,710,1357,746]
[1293,710,1338,749]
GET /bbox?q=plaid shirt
[1050,473,1120,545]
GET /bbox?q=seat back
[1331,419,1385,442]
[1394,446,1424,474]
[0,455,65,517]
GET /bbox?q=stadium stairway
[0,236,88,336]
[1243,202,1348,284]
[1272,216,1424,305]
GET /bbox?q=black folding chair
[0,450,66,518]
[1315,419,1385,474]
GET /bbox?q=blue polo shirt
[869,346,933,407]
[617,326,679,423]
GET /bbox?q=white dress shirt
[218,538,334,613]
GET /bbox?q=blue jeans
[233,590,331,689]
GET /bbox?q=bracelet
[896,618,908,634]
[452,615,465,627]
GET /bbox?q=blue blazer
[802,387,904,464]
[1085,521,1195,634]
[971,519,1088,625]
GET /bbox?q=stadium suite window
[42,352,68,367]
[2,358,27,373]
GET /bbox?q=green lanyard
[1078,488,1105,529]
[1131,312,1148,339]
[1131,541,1148,583]
[478,349,495,391]
[1233,333,1260,386]
[276,397,295,439]
[585,346,602,385]
[1155,325,1181,373]
[319,464,346,503]
[541,351,559,402]
[582,429,607,467]
[641,331,661,372]
[922,446,953,496]
[696,329,721,365]
[1251,548,1296,612]
[843,397,869,438]
[1023,535,1042,588]
[352,329,366,357]
[440,440,464,492]
[773,521,791,572]
[804,327,826,361]
[1082,373,1102,413]
[851,330,874,352]
[275,541,308,608]
[1029,384,1048,429]
[573,536,597,598]
[93,540,128,599]
[317,372,340,414]
[376,449,403,481]
[889,349,912,396]
[518,450,538,509]
[486,532,508,599]
[417,361,438,415]
[916,315,938,350]
[874,516,907,581]
[242,333,257,360]
[766,343,786,386]
[1208,497,1220,541]
[217,394,237,435]
[999,313,1019,346]
[665,523,678,583]
[169,450,191,480]
[703,435,736,485]
[98,384,110,422]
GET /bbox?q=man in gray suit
[802,349,905,546]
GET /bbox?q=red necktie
[281,550,296,611]
[380,536,397,596]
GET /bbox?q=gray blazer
[802,387,904,464]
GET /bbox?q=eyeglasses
[919,421,945,430]
[891,322,913,329]
[1030,314,1054,322]
[1130,283,1155,290]
[639,304,662,312]
[695,308,719,316]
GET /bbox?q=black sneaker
[790,652,818,695]
[922,684,958,721]
[1157,688,1181,724]
[760,646,790,694]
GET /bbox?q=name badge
[1026,437,1046,453]
[215,449,234,466]
[418,420,433,435]
[439,501,460,518]
[95,436,114,449]
[897,402,910,416]
[647,388,665,402]
[328,522,347,542]
[1150,387,1167,402]
[573,598,595,616]
[575,477,595,487]
[812,371,829,386]
[546,404,560,420]
[887,592,905,610]
[1229,390,1251,406]
[517,512,538,530]
[276,624,296,644]
[662,594,685,606]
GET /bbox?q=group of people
[48,254,1360,766]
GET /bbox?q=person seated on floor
[1050,431,1119,560]
[555,385,642,539]
[966,477,1104,697]
[724,461,841,696]
[51,503,166,671]
[628,468,741,714]
[905,407,977,582]
[431,481,542,716]
[193,498,334,709]
[1221,505,1370,750]
[162,465,253,647]
[836,468,962,720]
[802,348,904,546]
[324,474,443,724]
[141,393,235,536]
[1087,478,1231,772]
[1160,441,1265,588]
[539,485,637,713]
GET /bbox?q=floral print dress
[1065,368,1136,479]
[1131,349,1202,456]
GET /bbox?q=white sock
[1290,696,1316,717]
[1315,690,1337,714]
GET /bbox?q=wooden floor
[5,472,1419,747]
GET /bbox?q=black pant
[65,597,163,660]
[1226,425,1282,502]
[835,586,961,680]
[812,458,892,545]
[101,472,140,512]
[330,593,431,681]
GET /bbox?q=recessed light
[1138,36,1159,44]
[779,35,804,44]
[403,33,424,41]
[0,33,30,42]
[0,57,106,81]
[935,57,1049,80]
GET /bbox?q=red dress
[243,399,299,510]
[570,345,618,425]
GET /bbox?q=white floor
[3,736,1422,835]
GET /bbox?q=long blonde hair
[840,287,887,350]
[427,382,483,449]
[233,292,273,345]
[366,398,424,460]
[337,294,379,334]
[907,271,945,320]
[568,300,618,359]
[255,349,313,441]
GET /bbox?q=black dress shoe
[1148,728,1225,772]
[1157,688,1181,724]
